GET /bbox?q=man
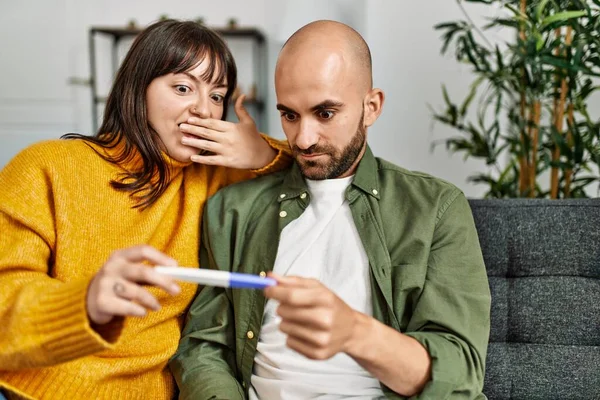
[170,20,491,399]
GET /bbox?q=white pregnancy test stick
[154,267,276,289]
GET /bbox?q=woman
[0,19,290,399]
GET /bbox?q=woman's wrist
[255,136,277,169]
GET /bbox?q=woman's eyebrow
[181,72,227,88]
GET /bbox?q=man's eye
[318,110,334,120]
[175,85,191,94]
[211,94,224,103]
[282,112,297,122]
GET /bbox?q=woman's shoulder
[25,137,102,160]
[2,138,102,177]
[11,137,89,157]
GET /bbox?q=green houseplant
[433,0,600,198]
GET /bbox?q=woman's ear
[363,88,385,127]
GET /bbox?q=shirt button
[259,271,266,278]
[247,330,255,339]
[300,193,307,199]
[279,211,287,218]
[372,189,378,195]
[279,193,286,199]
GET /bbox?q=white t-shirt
[250,176,384,399]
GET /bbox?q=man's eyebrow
[276,104,296,113]
[181,72,227,88]
[310,100,344,112]
[276,101,344,114]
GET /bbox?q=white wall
[1,0,598,197]
[365,1,500,197]
[0,0,76,164]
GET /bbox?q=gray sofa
[469,199,600,400]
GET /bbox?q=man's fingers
[265,285,324,306]
[286,335,333,361]
[279,319,331,347]
[268,272,319,288]
[276,304,334,329]
[234,94,252,124]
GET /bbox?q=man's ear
[363,88,385,127]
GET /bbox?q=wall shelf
[88,24,267,132]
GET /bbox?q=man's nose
[294,119,319,150]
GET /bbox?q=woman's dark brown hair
[63,19,237,209]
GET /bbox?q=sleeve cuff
[33,279,124,363]
[403,332,461,399]
[251,134,292,176]
[178,376,245,400]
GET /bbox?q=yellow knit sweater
[0,137,290,400]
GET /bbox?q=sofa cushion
[469,199,600,400]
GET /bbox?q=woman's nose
[190,98,210,119]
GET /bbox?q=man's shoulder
[374,156,466,222]
[375,157,460,197]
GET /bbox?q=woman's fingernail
[171,284,181,294]
[136,308,147,317]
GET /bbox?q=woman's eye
[211,94,224,103]
[175,85,191,94]
[318,110,334,120]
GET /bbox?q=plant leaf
[541,11,586,29]
[536,0,551,22]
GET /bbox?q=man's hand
[265,272,431,396]
[264,273,358,360]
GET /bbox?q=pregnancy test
[154,266,276,289]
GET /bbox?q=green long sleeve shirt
[170,146,491,399]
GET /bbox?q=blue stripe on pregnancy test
[229,272,276,289]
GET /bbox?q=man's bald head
[273,20,384,180]
[277,20,373,90]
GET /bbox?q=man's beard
[293,111,366,180]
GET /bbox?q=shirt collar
[278,145,380,202]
